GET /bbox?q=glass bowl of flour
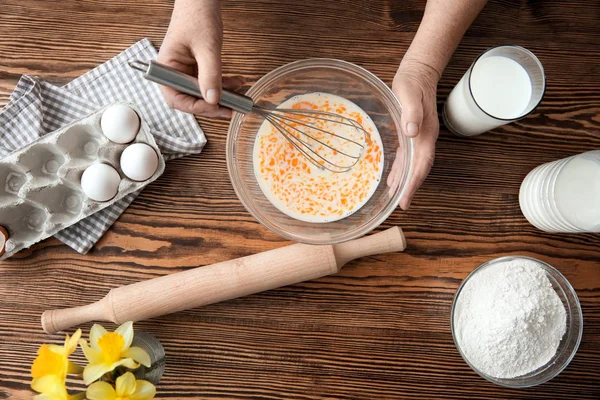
[451,256,582,388]
[227,59,412,244]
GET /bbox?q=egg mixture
[253,92,384,223]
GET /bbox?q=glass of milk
[443,45,545,137]
[519,150,600,233]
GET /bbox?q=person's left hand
[388,59,440,210]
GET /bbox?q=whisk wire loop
[255,106,370,173]
[257,109,363,159]
[267,115,357,172]
[266,108,369,149]
[263,114,341,172]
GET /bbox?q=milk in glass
[445,56,533,136]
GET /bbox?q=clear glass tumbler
[519,150,600,232]
[443,45,546,137]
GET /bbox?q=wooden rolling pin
[42,226,406,334]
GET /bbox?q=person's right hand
[158,0,244,118]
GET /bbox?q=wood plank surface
[1,0,599,398]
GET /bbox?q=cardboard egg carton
[0,102,165,260]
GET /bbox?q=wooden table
[1,1,599,398]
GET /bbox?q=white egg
[0,225,8,257]
[120,143,159,181]
[100,104,140,144]
[81,163,121,202]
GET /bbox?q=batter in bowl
[253,92,384,223]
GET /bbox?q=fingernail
[400,200,411,210]
[205,89,219,104]
[407,122,419,137]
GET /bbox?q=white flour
[453,258,567,378]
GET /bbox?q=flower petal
[31,344,65,378]
[115,321,134,350]
[67,361,84,375]
[79,339,103,365]
[47,344,66,354]
[90,324,108,350]
[31,374,63,394]
[83,359,139,385]
[122,346,151,367]
[65,329,82,355]
[121,358,140,370]
[69,393,87,400]
[116,372,137,397]
[83,362,113,385]
[86,381,116,400]
[130,380,156,400]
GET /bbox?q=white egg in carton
[0,102,165,260]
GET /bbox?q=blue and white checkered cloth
[0,38,206,254]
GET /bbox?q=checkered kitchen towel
[0,38,206,254]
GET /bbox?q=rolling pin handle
[333,226,406,266]
[41,296,115,335]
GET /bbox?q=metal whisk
[129,60,368,172]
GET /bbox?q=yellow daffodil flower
[31,379,85,400]
[87,372,156,400]
[79,321,151,384]
[30,329,85,400]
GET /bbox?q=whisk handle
[139,60,254,114]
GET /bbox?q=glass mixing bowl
[227,59,412,244]
[451,256,583,388]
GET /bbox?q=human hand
[388,59,440,210]
[158,0,245,118]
